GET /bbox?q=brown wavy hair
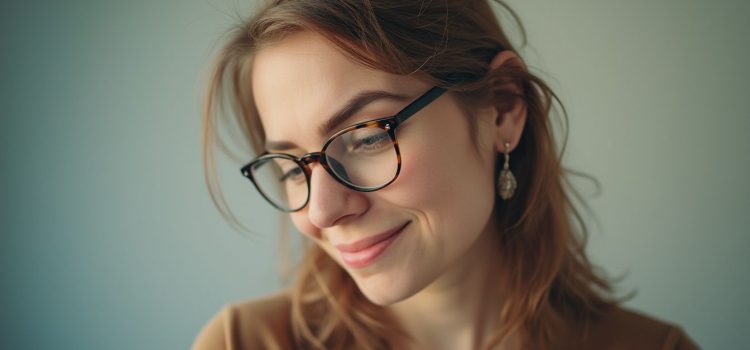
[202,0,623,349]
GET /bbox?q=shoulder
[192,290,294,350]
[567,305,701,350]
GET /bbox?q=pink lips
[335,222,409,268]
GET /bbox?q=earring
[497,142,517,200]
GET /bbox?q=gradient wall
[1,0,747,349]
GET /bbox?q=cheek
[388,144,477,221]
[392,127,483,206]
[392,151,442,202]
[388,126,496,233]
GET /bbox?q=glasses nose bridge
[299,152,323,167]
[299,151,350,186]
[298,152,325,178]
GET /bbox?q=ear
[488,50,528,154]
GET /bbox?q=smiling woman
[194,1,699,349]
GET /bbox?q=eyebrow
[264,89,412,151]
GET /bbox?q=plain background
[2,0,748,349]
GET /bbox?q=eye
[344,129,391,155]
[354,133,389,150]
[278,166,305,183]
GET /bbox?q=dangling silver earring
[497,142,517,200]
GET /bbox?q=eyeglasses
[241,86,446,212]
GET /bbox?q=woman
[194,1,699,349]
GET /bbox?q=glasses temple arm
[394,86,447,125]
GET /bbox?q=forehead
[250,31,426,149]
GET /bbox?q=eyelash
[279,167,304,182]
[352,133,389,151]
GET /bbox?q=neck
[387,220,513,350]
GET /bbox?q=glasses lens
[250,156,308,211]
[326,126,398,189]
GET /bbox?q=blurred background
[1,0,747,349]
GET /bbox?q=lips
[334,221,409,268]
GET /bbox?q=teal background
[1,1,747,349]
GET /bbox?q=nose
[306,163,368,229]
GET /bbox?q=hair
[202,1,624,349]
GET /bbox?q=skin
[251,30,527,349]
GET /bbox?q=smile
[335,221,410,268]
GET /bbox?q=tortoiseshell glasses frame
[241,86,447,212]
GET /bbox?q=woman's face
[251,31,501,305]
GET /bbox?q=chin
[351,272,424,306]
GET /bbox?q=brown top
[192,291,700,350]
